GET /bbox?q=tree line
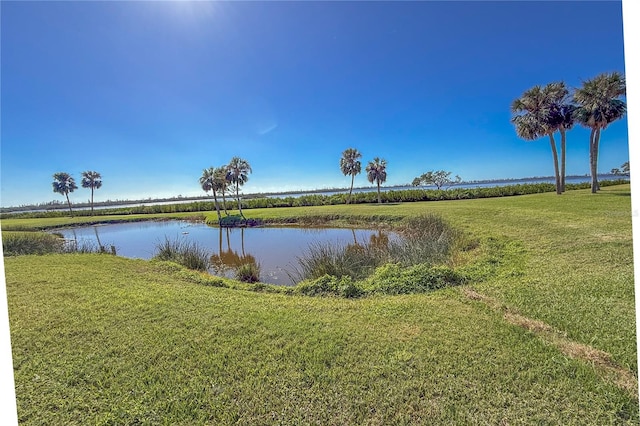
[511,71,626,195]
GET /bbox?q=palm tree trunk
[93,226,103,251]
[91,187,95,215]
[548,133,561,195]
[65,193,74,217]
[589,128,598,193]
[222,185,229,215]
[347,174,355,204]
[560,127,566,193]
[377,181,381,204]
[236,184,244,219]
[593,127,601,192]
[212,190,222,223]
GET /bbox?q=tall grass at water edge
[2,231,116,256]
[293,214,467,296]
[2,231,65,255]
[153,237,210,272]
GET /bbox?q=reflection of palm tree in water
[93,226,103,250]
[369,230,389,250]
[345,229,389,254]
[345,228,364,255]
[88,226,116,254]
[210,228,258,272]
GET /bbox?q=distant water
[265,174,618,198]
[6,174,623,213]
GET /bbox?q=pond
[56,221,394,285]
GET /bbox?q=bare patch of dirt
[461,287,639,399]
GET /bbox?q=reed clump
[2,231,65,255]
[235,262,261,283]
[153,238,210,271]
[294,214,466,296]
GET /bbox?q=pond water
[56,221,394,285]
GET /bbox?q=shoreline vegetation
[3,183,637,423]
[0,178,629,222]
[1,173,623,213]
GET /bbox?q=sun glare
[166,0,219,24]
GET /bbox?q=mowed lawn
[3,185,638,424]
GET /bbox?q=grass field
[2,184,638,424]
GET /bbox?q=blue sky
[0,0,630,207]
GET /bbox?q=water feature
[56,221,394,285]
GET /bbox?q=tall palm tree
[511,83,572,195]
[52,172,78,216]
[543,82,575,192]
[340,148,362,204]
[574,72,626,193]
[214,166,230,216]
[81,170,102,215]
[200,167,222,222]
[365,157,387,204]
[226,157,252,219]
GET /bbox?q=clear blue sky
[0,0,630,207]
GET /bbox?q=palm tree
[226,157,252,219]
[365,157,387,204]
[214,166,230,216]
[80,170,102,215]
[340,148,362,204]
[574,72,626,193]
[52,172,78,216]
[544,82,575,192]
[511,83,573,195]
[200,167,222,222]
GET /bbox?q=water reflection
[210,228,259,277]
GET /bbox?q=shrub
[363,263,467,295]
[295,274,362,298]
[219,215,263,228]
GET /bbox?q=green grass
[3,184,638,423]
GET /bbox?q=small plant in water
[235,262,261,283]
[153,238,210,271]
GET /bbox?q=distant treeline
[4,174,619,214]
[1,180,628,220]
